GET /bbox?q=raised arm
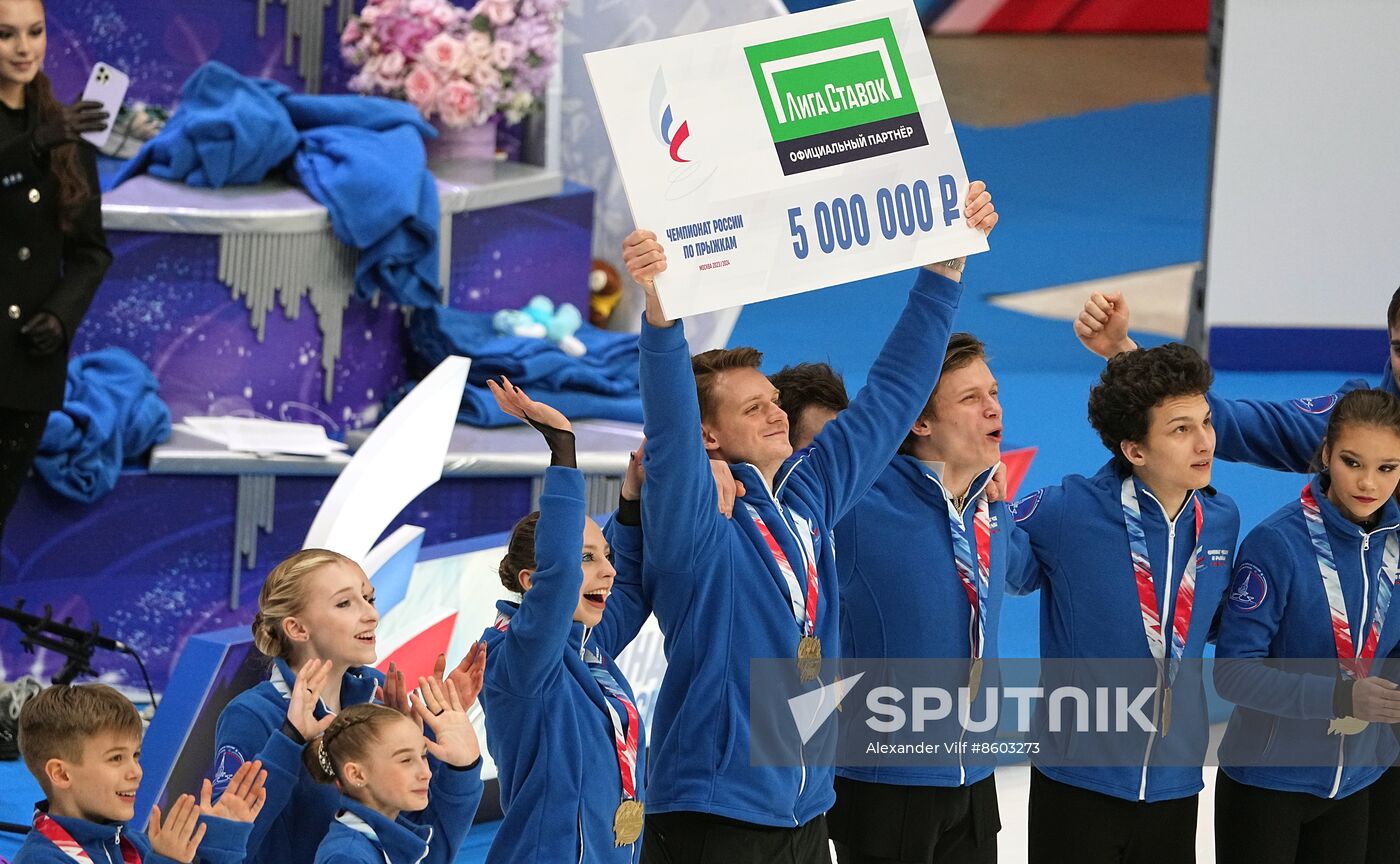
[487,379,588,694]
[1074,291,1357,472]
[790,183,990,524]
[624,230,727,577]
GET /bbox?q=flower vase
[427,118,499,162]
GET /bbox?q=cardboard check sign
[586,0,986,319]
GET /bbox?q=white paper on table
[180,416,348,457]
[586,0,986,319]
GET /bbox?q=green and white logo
[744,18,927,174]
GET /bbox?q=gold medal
[967,657,983,702]
[1160,686,1172,737]
[797,635,822,682]
[1328,716,1370,736]
[613,799,644,846]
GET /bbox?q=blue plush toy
[492,295,586,356]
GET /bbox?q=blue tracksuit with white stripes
[1214,475,1400,799]
[1008,461,1241,802]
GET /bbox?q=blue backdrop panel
[0,473,531,692]
[44,0,357,104]
[445,182,593,314]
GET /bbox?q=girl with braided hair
[214,547,486,864]
[302,677,483,864]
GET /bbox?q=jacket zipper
[1330,529,1389,798]
[1136,488,1195,801]
[746,464,808,826]
[924,467,994,787]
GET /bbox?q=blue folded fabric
[456,384,642,428]
[280,92,434,135]
[34,348,172,504]
[114,62,298,188]
[410,305,640,396]
[115,61,440,309]
[292,125,440,308]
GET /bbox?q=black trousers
[1215,769,1369,864]
[1365,758,1400,864]
[0,408,46,545]
[641,810,831,864]
[1027,768,1197,864]
[828,774,999,864]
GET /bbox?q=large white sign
[586,0,986,319]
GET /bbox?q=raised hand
[413,677,481,767]
[487,376,573,433]
[621,229,666,293]
[621,439,647,502]
[444,642,487,711]
[1074,291,1138,359]
[33,100,108,152]
[963,180,998,236]
[147,795,207,864]
[375,661,413,721]
[287,658,335,742]
[199,761,267,823]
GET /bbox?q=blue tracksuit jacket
[310,764,482,864]
[636,267,962,826]
[479,467,649,863]
[1008,460,1240,802]
[213,660,382,864]
[14,804,250,864]
[835,457,1036,787]
[1214,475,1400,799]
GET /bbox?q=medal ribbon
[743,503,819,637]
[948,495,992,662]
[33,811,141,864]
[1300,484,1400,679]
[584,647,642,802]
[495,610,641,802]
[1121,477,1203,684]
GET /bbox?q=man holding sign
[620,179,995,862]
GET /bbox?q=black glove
[32,100,108,153]
[20,312,65,356]
[525,417,577,469]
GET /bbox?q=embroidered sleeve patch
[1289,394,1338,415]
[1227,562,1268,613]
[210,744,246,796]
[1009,489,1044,524]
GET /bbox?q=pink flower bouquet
[341,0,562,128]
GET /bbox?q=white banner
[586,0,986,319]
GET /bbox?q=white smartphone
[79,61,130,148]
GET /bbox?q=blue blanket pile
[409,305,642,427]
[35,349,172,503]
[115,62,440,308]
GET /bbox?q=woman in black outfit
[0,0,111,543]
